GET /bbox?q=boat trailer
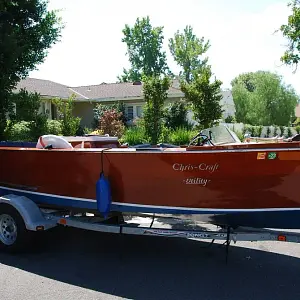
[0,194,300,261]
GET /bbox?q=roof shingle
[15,77,231,102]
[69,81,183,100]
[15,78,85,100]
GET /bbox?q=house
[15,77,236,128]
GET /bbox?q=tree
[231,71,298,126]
[231,72,256,92]
[0,0,63,139]
[143,75,171,144]
[169,25,210,83]
[279,0,300,70]
[118,16,171,82]
[180,67,223,129]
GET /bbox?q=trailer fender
[0,194,57,231]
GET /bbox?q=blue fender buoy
[96,173,112,218]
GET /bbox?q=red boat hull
[1,144,300,228]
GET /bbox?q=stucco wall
[71,91,236,128]
[73,102,95,128]
[295,104,300,118]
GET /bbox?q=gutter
[75,93,184,103]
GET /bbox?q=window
[136,105,143,117]
[126,106,134,120]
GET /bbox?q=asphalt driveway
[0,226,300,300]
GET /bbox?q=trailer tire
[0,204,34,253]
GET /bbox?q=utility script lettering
[184,178,210,186]
[173,163,219,174]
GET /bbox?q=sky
[29,0,300,93]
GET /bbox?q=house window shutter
[136,106,143,117]
[126,106,134,120]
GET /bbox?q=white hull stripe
[0,186,96,203]
[0,185,300,212]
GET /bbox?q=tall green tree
[142,75,171,144]
[169,25,210,83]
[0,0,63,139]
[231,71,298,126]
[118,16,171,82]
[181,67,223,129]
[279,0,300,69]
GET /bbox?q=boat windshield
[201,125,242,145]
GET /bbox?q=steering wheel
[189,133,212,146]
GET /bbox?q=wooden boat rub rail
[1,146,300,154]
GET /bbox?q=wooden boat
[1,125,300,230]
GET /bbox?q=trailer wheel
[0,205,34,253]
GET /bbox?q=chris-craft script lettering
[173,163,219,173]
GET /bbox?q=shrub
[52,95,81,136]
[7,121,32,141]
[265,126,271,138]
[164,100,191,130]
[224,115,236,123]
[46,120,62,135]
[249,126,255,136]
[30,114,48,140]
[122,126,149,145]
[279,125,285,137]
[98,109,125,138]
[10,89,43,122]
[243,124,252,135]
[158,125,173,144]
[293,117,300,126]
[233,130,244,142]
[8,89,48,140]
[83,127,94,135]
[168,127,196,145]
[93,102,127,128]
[231,124,296,139]
[257,125,263,137]
[287,127,293,137]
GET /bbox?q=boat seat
[36,135,74,149]
[73,141,92,148]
